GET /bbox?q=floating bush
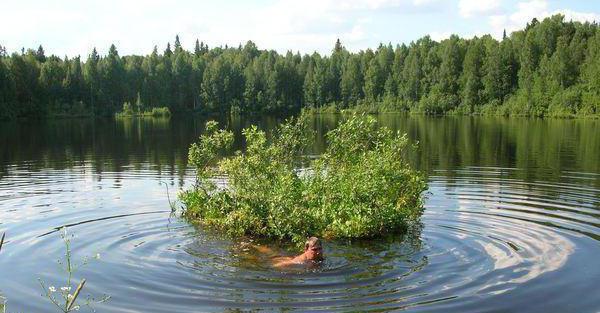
[180,114,427,244]
[115,106,171,118]
[150,107,171,117]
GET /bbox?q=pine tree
[164,43,173,58]
[100,44,125,112]
[36,45,46,63]
[174,35,183,54]
[194,39,201,57]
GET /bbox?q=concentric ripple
[1,162,600,312]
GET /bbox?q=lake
[1,114,599,312]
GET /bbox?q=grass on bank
[114,101,171,118]
[302,91,600,119]
[180,113,427,245]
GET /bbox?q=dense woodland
[1,14,599,120]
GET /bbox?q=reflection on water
[2,115,599,187]
[0,115,599,312]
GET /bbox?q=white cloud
[509,0,547,26]
[413,0,440,6]
[2,0,597,58]
[230,0,438,54]
[458,0,502,18]
[430,31,453,41]
[489,0,600,38]
[0,0,437,57]
[553,9,600,24]
[236,0,370,54]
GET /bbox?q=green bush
[351,100,380,114]
[321,102,340,113]
[115,105,171,117]
[150,107,171,117]
[230,105,242,116]
[548,87,581,118]
[580,91,600,117]
[416,91,459,115]
[122,102,133,114]
[180,113,427,244]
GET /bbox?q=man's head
[304,237,323,261]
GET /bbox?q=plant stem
[66,279,86,311]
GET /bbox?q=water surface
[1,115,599,312]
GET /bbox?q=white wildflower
[48,286,56,292]
[67,294,73,300]
[95,253,101,259]
[61,286,71,292]
[73,305,80,311]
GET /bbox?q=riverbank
[2,103,599,122]
[302,100,600,119]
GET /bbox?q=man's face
[305,243,323,261]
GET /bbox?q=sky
[1,0,599,58]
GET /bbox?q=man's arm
[240,241,277,255]
[272,256,296,268]
[253,244,275,255]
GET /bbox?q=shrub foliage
[180,114,427,244]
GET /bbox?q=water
[1,115,599,312]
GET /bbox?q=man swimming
[250,237,324,268]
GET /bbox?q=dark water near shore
[1,115,599,312]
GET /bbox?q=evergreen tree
[0,57,17,119]
[174,35,183,54]
[173,52,192,110]
[62,56,85,105]
[364,58,385,101]
[194,39,202,57]
[164,43,173,58]
[39,56,66,112]
[460,39,485,112]
[84,48,100,114]
[340,55,363,105]
[36,45,46,63]
[100,44,125,113]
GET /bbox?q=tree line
[0,14,599,120]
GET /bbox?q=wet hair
[305,237,322,250]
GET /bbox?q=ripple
[0,166,599,312]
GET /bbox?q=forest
[0,14,599,120]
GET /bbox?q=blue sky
[1,0,599,58]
